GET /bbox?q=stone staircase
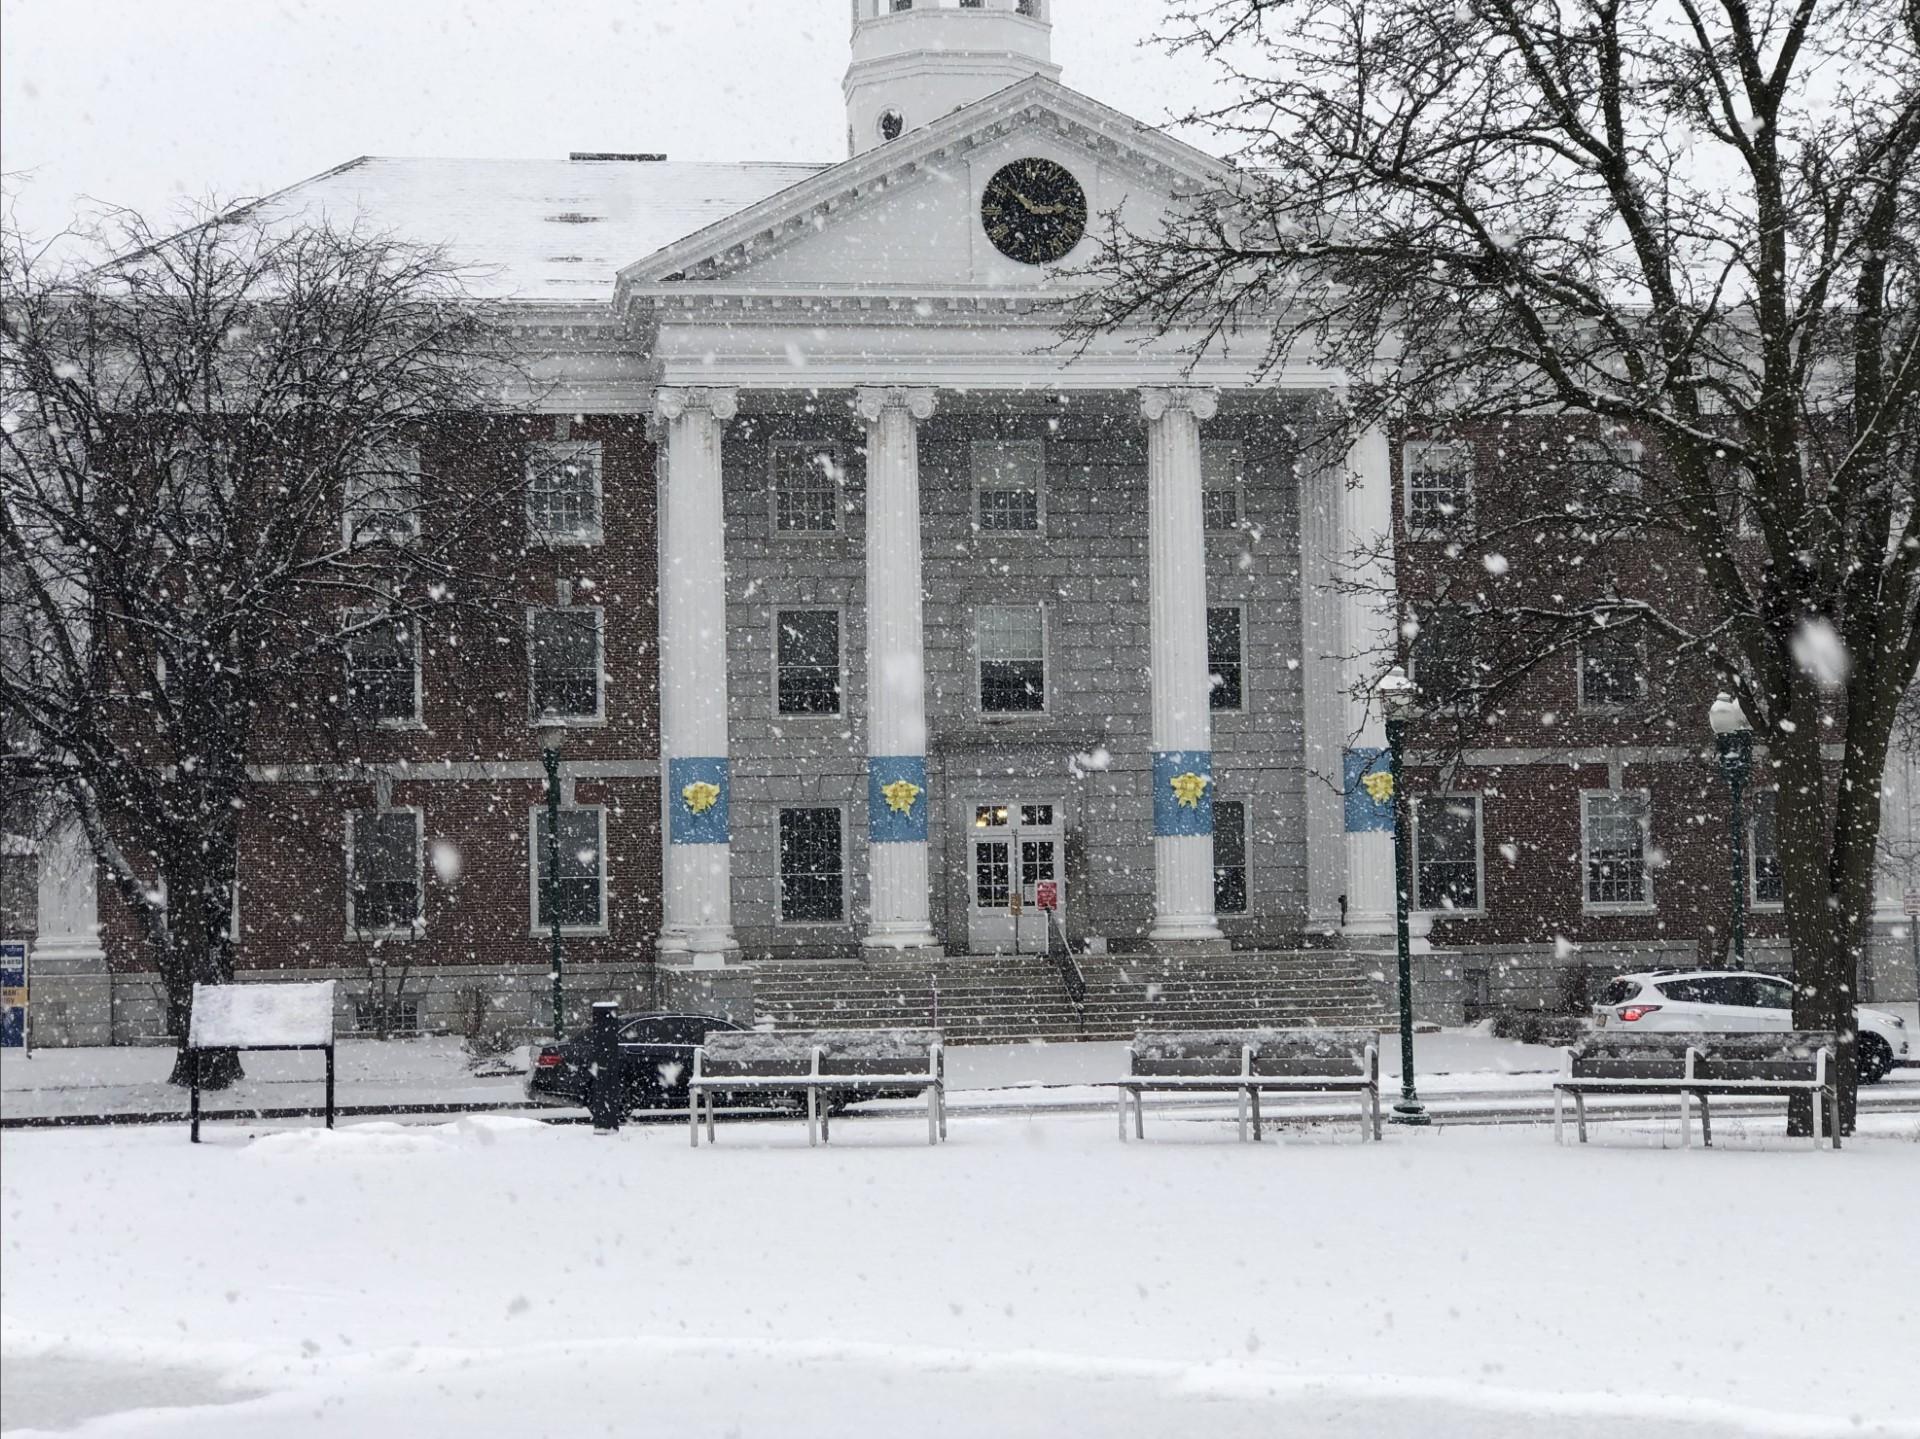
[747,952,1389,1045]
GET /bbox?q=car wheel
[1856,1033,1895,1085]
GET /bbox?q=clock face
[980,158,1088,264]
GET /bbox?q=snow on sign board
[189,981,337,1048]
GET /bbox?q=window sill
[775,919,853,930]
[372,719,428,733]
[1581,903,1656,916]
[529,925,610,939]
[527,716,607,730]
[528,533,605,549]
[1418,908,1487,921]
[345,928,424,943]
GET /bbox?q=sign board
[0,940,26,1048]
[1035,880,1059,912]
[189,980,337,1048]
[1904,892,1920,917]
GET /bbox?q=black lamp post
[1709,691,1754,966]
[537,724,568,1039]
[1378,664,1429,1126]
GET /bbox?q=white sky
[0,0,1219,244]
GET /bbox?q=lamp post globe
[1376,665,1428,1125]
[1708,692,1754,966]
[537,723,569,1038]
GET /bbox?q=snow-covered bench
[1115,1028,1381,1143]
[1552,1031,1840,1148]
[688,1029,946,1147]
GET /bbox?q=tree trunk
[158,821,246,1090]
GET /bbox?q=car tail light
[535,1048,564,1069]
[1617,1005,1662,1023]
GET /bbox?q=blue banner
[0,939,26,1048]
[667,756,730,845]
[868,756,930,844]
[1344,747,1394,832]
[1152,750,1214,837]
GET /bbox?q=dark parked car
[527,1012,744,1112]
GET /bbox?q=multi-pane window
[343,613,420,725]
[1202,441,1244,531]
[1414,795,1482,912]
[343,446,421,547]
[1404,441,1473,537]
[528,607,603,721]
[1213,799,1248,914]
[526,440,603,545]
[531,807,606,931]
[973,440,1044,533]
[977,605,1046,713]
[1750,789,1783,905]
[1565,436,1643,513]
[167,436,230,545]
[779,807,845,923]
[1584,792,1652,907]
[1579,623,1646,710]
[776,609,841,715]
[1206,606,1244,711]
[770,442,842,534]
[347,809,422,935]
[1409,604,1478,710]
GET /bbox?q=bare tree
[1,205,537,1085]
[1069,0,1918,1128]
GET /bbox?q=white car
[1594,969,1910,1083]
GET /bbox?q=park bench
[1115,1028,1381,1143]
[1552,1031,1841,1149]
[689,1028,946,1147]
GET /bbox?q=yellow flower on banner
[1361,770,1395,804]
[881,778,922,816]
[682,780,722,815]
[1169,771,1209,808]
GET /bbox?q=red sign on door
[1035,881,1059,911]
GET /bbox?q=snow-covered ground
[4,1106,1918,1437]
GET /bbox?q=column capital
[853,386,938,423]
[1139,386,1219,424]
[652,386,739,426]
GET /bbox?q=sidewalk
[6,1025,1914,1127]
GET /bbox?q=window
[1408,604,1478,711]
[976,605,1046,713]
[1578,623,1646,710]
[1750,788,1783,905]
[526,439,603,545]
[770,441,843,534]
[1583,792,1652,908]
[343,445,421,547]
[1213,800,1247,913]
[1565,436,1643,513]
[1414,795,1483,912]
[1404,441,1473,537]
[531,806,606,931]
[1206,606,1244,711]
[1752,975,1794,1010]
[776,609,841,715]
[779,807,845,923]
[973,440,1044,534]
[343,612,420,725]
[166,435,230,546]
[347,809,422,936]
[1202,441,1244,531]
[528,607,603,722]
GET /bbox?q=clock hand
[1010,189,1066,217]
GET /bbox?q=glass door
[966,801,1063,954]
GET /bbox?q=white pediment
[617,77,1229,302]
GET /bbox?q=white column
[654,386,738,959]
[1297,413,1349,934]
[1341,418,1398,937]
[1141,387,1224,944]
[856,386,939,950]
[32,818,106,966]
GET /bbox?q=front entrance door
[967,802,1063,954]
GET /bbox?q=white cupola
[845,0,1061,156]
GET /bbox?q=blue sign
[868,756,930,844]
[1344,747,1394,832]
[1152,750,1214,838]
[667,757,730,845]
[0,939,26,1049]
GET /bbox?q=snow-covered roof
[240,157,830,303]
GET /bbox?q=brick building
[14,0,1916,1043]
